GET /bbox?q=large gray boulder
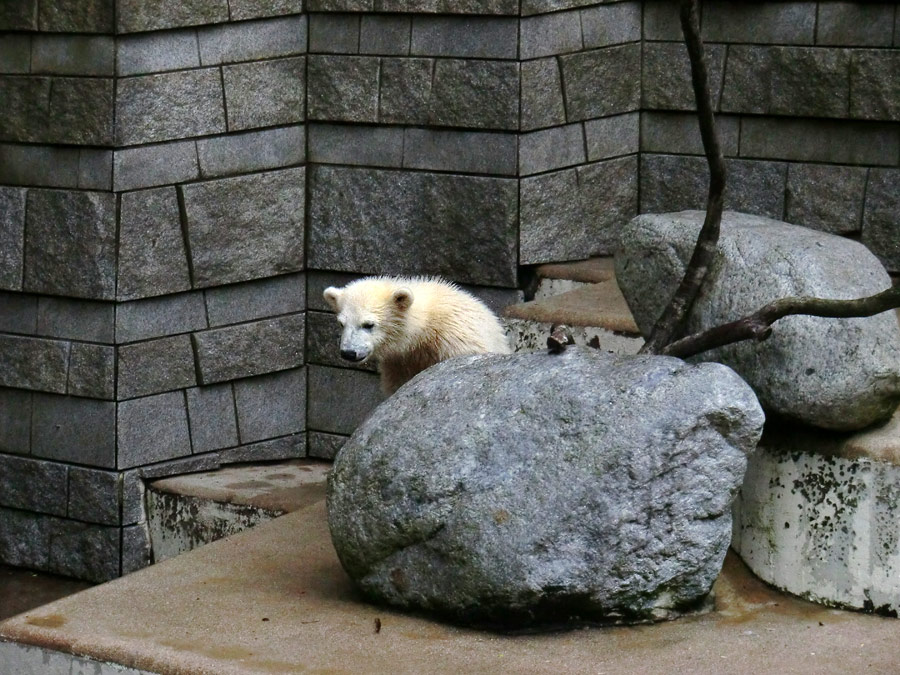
[327,348,764,628]
[616,211,900,431]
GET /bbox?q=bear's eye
[361,321,375,330]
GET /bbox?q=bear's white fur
[323,276,512,394]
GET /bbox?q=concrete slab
[536,257,616,284]
[2,500,898,675]
[504,280,640,334]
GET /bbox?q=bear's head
[323,279,414,363]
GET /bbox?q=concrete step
[533,256,616,300]
[146,459,330,562]
[3,498,900,674]
[503,278,644,355]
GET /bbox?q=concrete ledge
[733,414,900,616]
[504,280,640,334]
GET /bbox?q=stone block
[786,164,867,234]
[641,0,681,40]
[309,13,360,53]
[584,112,639,160]
[181,167,306,288]
[561,44,640,121]
[23,189,116,300]
[122,523,152,574]
[308,430,347,460]
[581,1,641,49]
[720,46,850,118]
[306,310,376,371]
[116,69,225,146]
[376,0,517,11]
[0,455,68,516]
[233,367,306,443]
[68,467,120,525]
[307,365,383,435]
[404,128,517,175]
[0,187,25,291]
[67,343,115,399]
[520,155,638,264]
[0,76,50,143]
[642,42,726,111]
[308,55,380,122]
[78,149,112,190]
[0,1,37,30]
[193,313,305,384]
[118,187,192,301]
[0,335,69,393]
[308,123,403,167]
[117,30,201,76]
[701,1,816,44]
[862,169,900,272]
[118,335,197,400]
[122,470,146,524]
[817,3,895,47]
[850,51,900,121]
[198,15,307,64]
[0,144,80,188]
[0,387,32,455]
[377,57,433,123]
[197,126,305,178]
[520,0,597,14]
[519,124,585,176]
[229,0,304,20]
[32,393,116,467]
[223,56,306,130]
[520,9,582,60]
[222,433,306,463]
[117,0,228,33]
[0,508,50,569]
[0,292,36,334]
[205,273,305,327]
[36,297,114,343]
[48,519,120,582]
[739,118,899,166]
[639,111,739,157]
[31,35,114,76]
[429,59,519,129]
[185,384,238,453]
[113,139,199,192]
[520,58,566,131]
[118,391,192,469]
[308,166,518,286]
[360,15,410,55]
[45,77,115,146]
[0,35,32,74]
[725,159,788,220]
[411,15,517,59]
[307,0,372,10]
[116,292,208,344]
[38,0,114,33]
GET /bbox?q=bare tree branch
[661,284,900,359]
[640,0,726,355]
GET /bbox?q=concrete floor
[0,565,91,622]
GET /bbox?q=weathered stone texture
[185,384,239,453]
[642,42,726,111]
[411,15,518,59]
[702,1,816,44]
[0,508,50,570]
[223,56,306,130]
[0,455,68,516]
[67,343,115,399]
[581,1,641,49]
[0,188,25,291]
[404,128,517,175]
[0,35,32,74]
[0,387,32,455]
[38,0,114,33]
[116,292,207,344]
[113,140,199,192]
[0,1,37,30]
[307,55,380,122]
[36,297,114,343]
[786,164,867,234]
[519,124,585,176]
[118,187,192,301]
[47,520,120,582]
[229,0,304,21]
[68,467,120,526]
[309,123,404,167]
[116,69,226,146]
[117,391,191,469]
[31,394,116,467]
[205,273,305,327]
[117,31,201,76]
[0,144,79,189]
[48,78,114,146]
[862,169,900,272]
[520,58,566,131]
[308,431,346,460]
[360,15,411,55]
[520,156,638,264]
[308,166,517,286]
[24,189,116,300]
[117,0,228,33]
[31,35,114,76]
[309,14,361,53]
[307,365,383,435]
[121,523,152,575]
[817,3,895,47]
[0,336,69,393]
[181,168,305,288]
[77,149,113,190]
[720,46,850,118]
[640,112,739,157]
[560,44,640,121]
[0,77,50,143]
[850,51,900,121]
[117,335,197,400]
[193,314,305,385]
[197,126,305,178]
[198,16,307,65]
[0,292,37,335]
[233,368,306,443]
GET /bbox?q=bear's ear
[323,287,343,311]
[392,287,413,311]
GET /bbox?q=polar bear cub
[323,276,512,394]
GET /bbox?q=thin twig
[661,285,900,359]
[640,0,726,355]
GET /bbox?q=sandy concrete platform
[505,280,640,334]
[2,498,898,675]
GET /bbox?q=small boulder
[615,211,900,431]
[327,348,764,628]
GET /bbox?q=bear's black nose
[340,349,361,362]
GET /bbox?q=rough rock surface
[327,347,764,628]
[615,211,900,431]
